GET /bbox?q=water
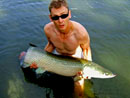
[0,0,130,98]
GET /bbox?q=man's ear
[49,15,53,22]
[69,10,71,19]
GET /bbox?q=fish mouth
[109,74,116,78]
[99,74,116,79]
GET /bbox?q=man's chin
[58,27,66,32]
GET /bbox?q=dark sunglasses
[51,11,69,20]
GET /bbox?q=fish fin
[36,67,46,74]
[30,62,38,69]
[20,62,30,68]
[19,52,28,68]
[80,59,90,65]
[29,43,37,47]
[19,51,26,60]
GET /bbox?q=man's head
[48,0,71,32]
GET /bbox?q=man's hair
[49,0,69,13]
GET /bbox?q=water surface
[0,0,130,98]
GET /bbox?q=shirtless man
[44,0,92,97]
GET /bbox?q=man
[44,0,92,97]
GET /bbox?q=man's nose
[58,17,63,23]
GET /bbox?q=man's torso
[45,21,85,55]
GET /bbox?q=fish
[19,46,116,79]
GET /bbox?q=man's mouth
[59,24,65,28]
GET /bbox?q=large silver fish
[20,47,116,79]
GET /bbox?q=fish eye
[105,73,109,75]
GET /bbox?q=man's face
[50,6,71,32]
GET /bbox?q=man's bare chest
[50,34,79,50]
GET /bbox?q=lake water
[0,0,130,98]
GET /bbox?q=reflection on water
[0,0,130,98]
[8,74,24,98]
[21,65,97,98]
[84,80,97,98]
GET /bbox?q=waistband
[53,46,84,59]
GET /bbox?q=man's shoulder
[44,22,55,36]
[71,21,89,41]
[71,21,87,33]
[71,21,84,28]
[44,22,54,31]
[72,21,88,35]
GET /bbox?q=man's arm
[80,30,92,61]
[44,41,55,53]
[44,24,55,53]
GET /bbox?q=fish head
[82,66,116,79]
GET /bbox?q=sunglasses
[51,11,69,20]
